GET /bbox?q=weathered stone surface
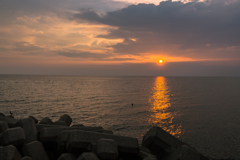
[0,127,26,146]
[0,116,19,128]
[77,152,100,160]
[0,145,22,160]
[162,145,206,160]
[0,121,9,133]
[40,126,109,142]
[17,118,38,143]
[142,126,184,157]
[58,114,72,126]
[39,117,53,125]
[94,138,118,160]
[21,156,33,160]
[66,130,139,155]
[98,130,113,135]
[22,141,49,160]
[53,121,67,126]
[28,116,38,124]
[57,153,77,160]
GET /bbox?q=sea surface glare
[1,75,240,159]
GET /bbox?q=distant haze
[0,0,240,76]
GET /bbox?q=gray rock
[0,116,19,128]
[22,141,49,160]
[162,145,202,160]
[39,117,53,125]
[53,121,67,126]
[94,138,118,160]
[58,114,72,126]
[0,121,9,133]
[77,152,100,160]
[0,145,22,160]
[0,127,26,146]
[28,116,38,124]
[21,156,33,160]
[17,118,38,143]
[57,153,77,160]
[66,130,139,155]
[142,126,184,158]
[40,126,110,142]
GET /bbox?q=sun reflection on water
[148,77,182,137]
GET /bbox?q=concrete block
[28,116,38,124]
[56,130,73,157]
[66,130,139,155]
[0,145,22,160]
[98,129,113,135]
[21,156,33,160]
[0,127,26,146]
[77,152,100,160]
[35,124,59,134]
[0,113,5,117]
[17,118,38,143]
[40,126,111,142]
[71,124,84,127]
[22,141,49,160]
[162,145,202,160]
[58,114,72,126]
[142,127,184,157]
[0,116,19,128]
[53,121,67,126]
[94,138,118,160]
[143,157,158,160]
[39,117,53,125]
[0,121,8,133]
[137,149,157,159]
[57,153,77,160]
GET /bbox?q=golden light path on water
[148,77,182,137]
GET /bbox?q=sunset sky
[0,0,240,76]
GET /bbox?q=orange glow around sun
[159,59,163,64]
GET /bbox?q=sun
[159,59,163,64]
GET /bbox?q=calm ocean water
[1,75,240,159]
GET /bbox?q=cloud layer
[75,0,240,60]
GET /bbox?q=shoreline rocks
[0,114,216,160]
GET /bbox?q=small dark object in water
[132,103,133,106]
[10,111,13,115]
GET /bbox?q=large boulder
[0,145,22,160]
[28,116,38,124]
[22,141,49,160]
[58,114,72,126]
[0,127,26,146]
[142,126,184,158]
[17,118,38,143]
[94,138,118,160]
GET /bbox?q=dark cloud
[58,51,136,61]
[74,0,240,59]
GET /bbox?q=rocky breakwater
[0,112,212,160]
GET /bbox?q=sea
[1,75,240,159]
